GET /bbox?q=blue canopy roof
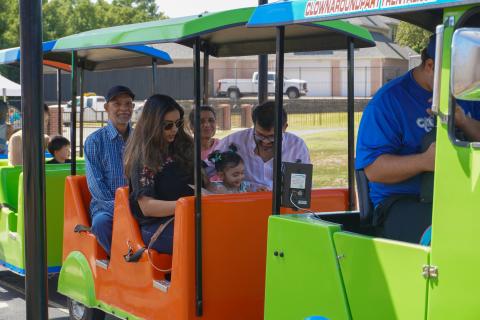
[0,40,172,71]
[248,0,478,31]
[0,40,56,65]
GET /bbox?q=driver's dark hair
[252,101,287,129]
[420,48,433,66]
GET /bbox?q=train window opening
[449,9,480,145]
[456,8,480,28]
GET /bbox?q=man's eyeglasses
[162,119,184,131]
[253,131,275,143]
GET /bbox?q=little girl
[207,144,249,194]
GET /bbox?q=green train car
[0,163,85,274]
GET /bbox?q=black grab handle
[124,247,146,263]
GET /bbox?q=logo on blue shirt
[416,116,435,133]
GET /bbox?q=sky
[155,0,260,18]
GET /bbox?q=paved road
[0,267,117,319]
[0,269,68,319]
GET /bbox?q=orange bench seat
[62,176,350,319]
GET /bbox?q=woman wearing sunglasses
[124,94,194,254]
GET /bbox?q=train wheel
[67,298,106,320]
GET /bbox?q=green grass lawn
[302,129,348,188]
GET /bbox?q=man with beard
[213,101,310,190]
[84,85,135,254]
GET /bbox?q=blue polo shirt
[356,70,479,206]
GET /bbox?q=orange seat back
[171,188,350,319]
[283,188,351,214]
[63,176,107,261]
[110,187,172,278]
[64,176,91,233]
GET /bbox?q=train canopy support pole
[347,37,356,211]
[272,26,285,215]
[193,37,203,317]
[57,69,62,134]
[79,64,85,158]
[152,58,158,94]
[70,51,78,176]
[258,0,269,104]
[19,0,49,318]
[203,44,210,106]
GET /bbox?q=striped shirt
[215,128,310,190]
[84,121,131,216]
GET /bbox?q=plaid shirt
[84,121,131,216]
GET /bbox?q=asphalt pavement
[0,266,117,320]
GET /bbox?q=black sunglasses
[162,118,184,130]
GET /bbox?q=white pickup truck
[63,95,106,113]
[60,95,107,123]
[216,72,308,99]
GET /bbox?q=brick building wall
[47,106,62,136]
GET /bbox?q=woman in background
[189,105,219,160]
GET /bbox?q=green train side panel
[427,6,480,319]
[0,166,23,210]
[58,251,97,307]
[0,159,9,167]
[0,162,85,209]
[59,252,143,320]
[0,164,85,273]
[0,206,22,271]
[334,232,430,320]
[264,214,350,320]
[0,166,24,271]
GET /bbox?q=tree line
[0,0,166,81]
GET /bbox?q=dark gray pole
[193,37,203,317]
[79,65,85,157]
[258,0,269,104]
[19,0,49,318]
[203,45,210,105]
[70,52,78,176]
[57,69,62,134]
[152,58,158,94]
[272,26,285,215]
[347,37,355,211]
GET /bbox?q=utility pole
[258,0,269,104]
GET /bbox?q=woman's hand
[206,183,228,194]
[138,196,176,217]
[255,186,270,192]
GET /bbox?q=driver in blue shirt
[356,36,480,243]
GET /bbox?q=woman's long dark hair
[124,94,193,179]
